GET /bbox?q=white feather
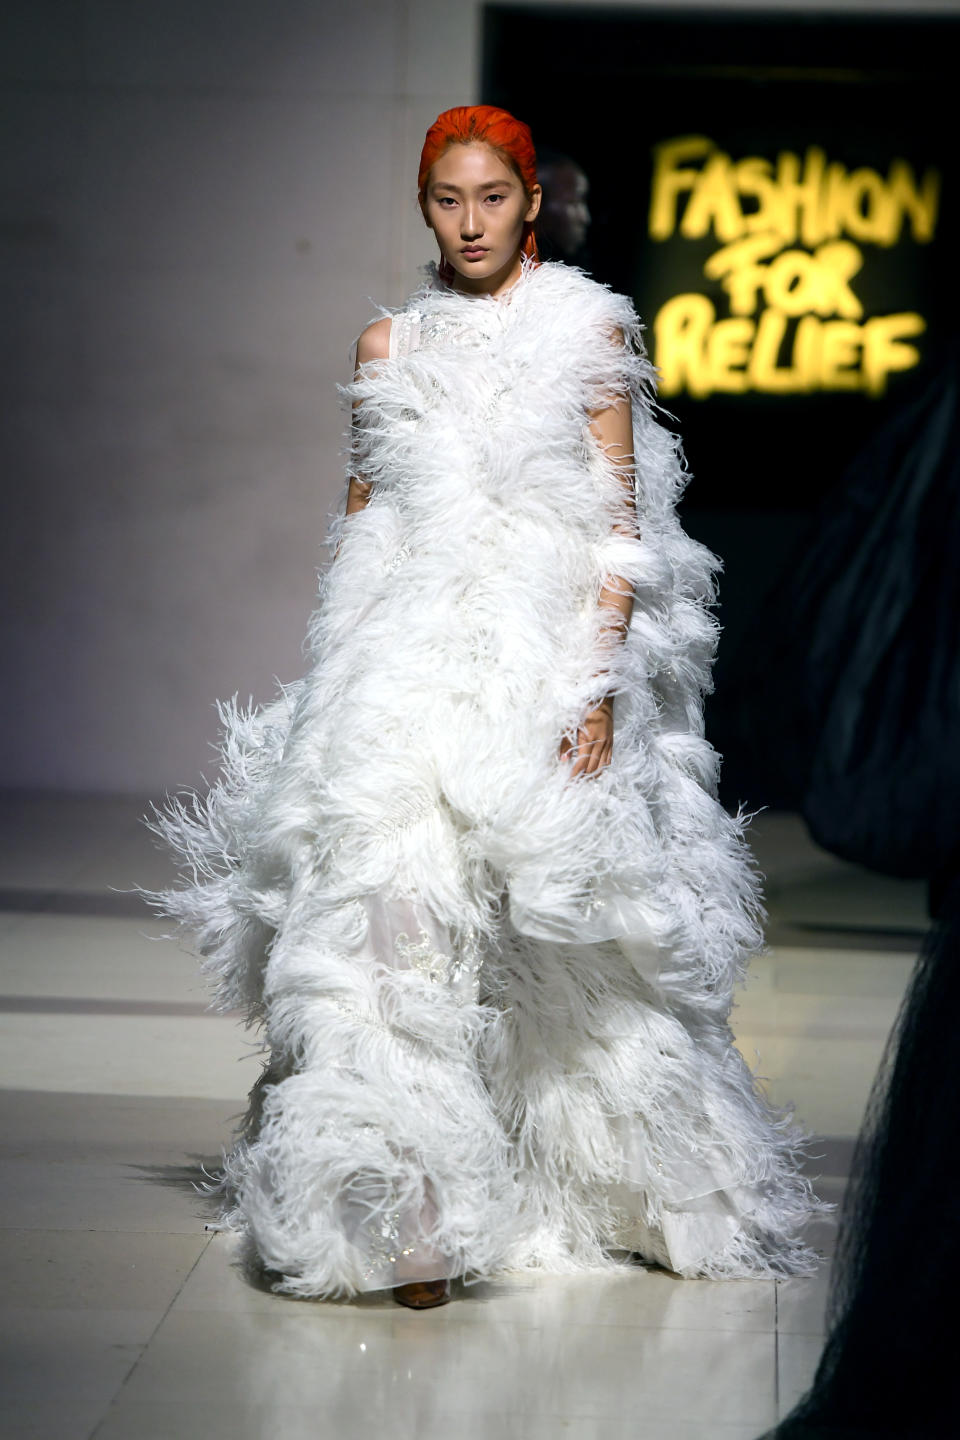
[142,257,828,1296]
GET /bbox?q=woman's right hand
[559,697,615,779]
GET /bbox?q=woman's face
[421,141,541,292]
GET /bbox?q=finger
[589,738,612,776]
[572,744,590,779]
[584,733,603,775]
[576,738,600,778]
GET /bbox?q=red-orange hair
[418,105,540,283]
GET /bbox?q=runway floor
[0,792,927,1439]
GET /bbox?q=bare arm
[336,317,392,554]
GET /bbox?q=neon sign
[649,137,940,397]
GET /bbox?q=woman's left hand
[559,698,614,778]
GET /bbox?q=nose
[461,203,484,240]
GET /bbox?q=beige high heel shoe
[392,1278,451,1309]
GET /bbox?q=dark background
[484,4,960,805]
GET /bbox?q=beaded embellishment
[393,921,484,1002]
[361,1204,418,1280]
[394,927,452,985]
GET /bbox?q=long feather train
[143,256,828,1297]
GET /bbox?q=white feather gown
[148,255,826,1297]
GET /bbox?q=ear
[525,183,543,225]
[418,197,433,230]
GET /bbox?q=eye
[485,193,505,204]
[436,196,457,207]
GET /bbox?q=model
[147,105,825,1311]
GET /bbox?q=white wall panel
[2,0,957,792]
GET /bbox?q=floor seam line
[774,1278,782,1420]
[85,1230,214,1440]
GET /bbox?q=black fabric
[759,869,960,1439]
[751,346,960,1436]
[731,343,960,877]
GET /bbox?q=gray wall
[2,0,956,794]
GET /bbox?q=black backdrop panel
[483,6,960,511]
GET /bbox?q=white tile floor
[0,795,924,1439]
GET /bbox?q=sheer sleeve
[586,328,643,703]
[388,307,422,360]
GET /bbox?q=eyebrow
[430,178,516,193]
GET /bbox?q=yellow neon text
[649,136,940,249]
[703,235,865,318]
[653,295,925,398]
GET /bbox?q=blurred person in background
[535,145,592,264]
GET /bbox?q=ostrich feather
[143,257,827,1296]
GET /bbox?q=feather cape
[146,256,826,1297]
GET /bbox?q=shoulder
[530,260,619,304]
[355,315,392,366]
[524,264,643,371]
[524,263,655,402]
[530,261,639,334]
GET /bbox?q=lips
[461,247,488,257]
